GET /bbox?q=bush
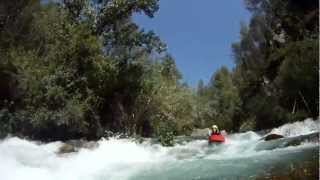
[155,117,177,146]
[0,108,14,138]
[159,130,174,146]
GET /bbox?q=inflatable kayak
[208,134,225,143]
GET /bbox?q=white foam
[0,137,175,180]
[269,118,319,137]
[0,118,318,180]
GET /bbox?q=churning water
[0,118,318,180]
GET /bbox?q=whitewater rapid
[0,118,318,180]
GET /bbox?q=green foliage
[230,0,319,130]
[195,0,318,132]
[0,0,195,142]
[194,67,241,131]
[138,56,195,136]
[156,120,175,146]
[274,39,319,118]
[0,108,15,138]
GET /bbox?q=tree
[0,0,173,140]
[207,67,240,130]
[231,0,319,130]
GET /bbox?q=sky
[134,0,251,87]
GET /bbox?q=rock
[190,128,209,137]
[57,139,99,154]
[263,134,284,141]
[304,132,319,143]
[82,141,99,149]
[285,139,301,146]
[66,140,83,147]
[256,132,319,151]
[66,139,99,150]
[58,143,76,154]
[239,119,256,132]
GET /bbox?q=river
[0,118,318,180]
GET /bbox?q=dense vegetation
[196,0,319,132]
[0,0,194,142]
[0,0,318,144]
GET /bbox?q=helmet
[212,125,218,130]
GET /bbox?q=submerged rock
[66,139,99,149]
[58,140,99,154]
[255,132,319,151]
[263,134,284,141]
[58,143,76,154]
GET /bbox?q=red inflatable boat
[208,134,225,143]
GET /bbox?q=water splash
[269,118,319,137]
[0,118,318,180]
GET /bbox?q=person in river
[208,125,225,143]
[208,125,220,136]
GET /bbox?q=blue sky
[134,0,251,87]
